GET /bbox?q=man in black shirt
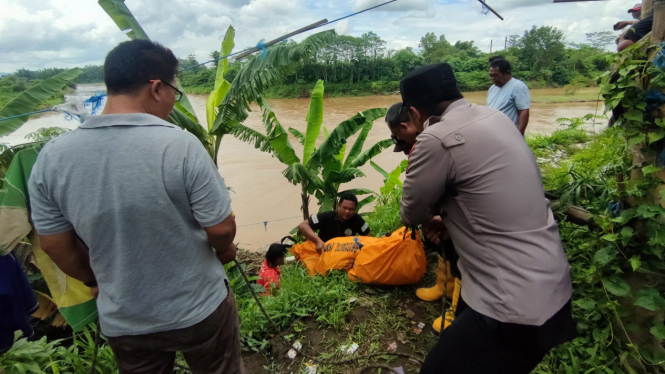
[298,193,370,253]
[618,13,653,52]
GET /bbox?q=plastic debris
[293,341,303,350]
[392,367,405,374]
[287,349,297,359]
[341,343,360,355]
[305,362,318,374]
[397,333,408,344]
[418,322,426,330]
[387,342,398,352]
[348,297,357,304]
[413,327,423,335]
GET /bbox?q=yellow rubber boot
[443,278,462,330]
[432,316,442,332]
[416,255,448,301]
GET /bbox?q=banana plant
[255,80,390,219]
[0,69,82,138]
[371,159,408,197]
[99,0,334,164]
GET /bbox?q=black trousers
[419,299,577,374]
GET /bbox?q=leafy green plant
[98,0,334,164]
[245,79,390,218]
[0,69,81,138]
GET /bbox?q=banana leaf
[357,195,376,211]
[229,124,272,153]
[0,69,82,137]
[306,108,387,170]
[288,128,306,145]
[206,26,235,131]
[343,122,372,169]
[370,161,389,181]
[98,0,149,40]
[348,139,393,169]
[303,80,324,165]
[339,188,374,196]
[167,108,208,146]
[211,30,335,136]
[99,0,200,127]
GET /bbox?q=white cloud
[0,0,642,72]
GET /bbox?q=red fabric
[257,260,280,294]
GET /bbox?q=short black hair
[488,55,505,64]
[104,40,179,96]
[385,103,410,129]
[266,243,288,267]
[489,58,511,75]
[338,192,358,207]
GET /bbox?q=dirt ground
[240,253,442,374]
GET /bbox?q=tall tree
[516,26,566,75]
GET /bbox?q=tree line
[0,26,615,100]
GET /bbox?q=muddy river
[2,86,604,250]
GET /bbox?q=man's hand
[315,240,325,254]
[90,286,99,300]
[421,216,449,245]
[216,242,238,265]
[204,214,237,265]
[298,219,325,253]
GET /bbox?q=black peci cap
[399,63,462,109]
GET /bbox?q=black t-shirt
[308,211,370,243]
[624,16,653,43]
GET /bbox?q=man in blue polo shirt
[487,57,531,135]
[29,40,244,374]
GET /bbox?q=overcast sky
[0,0,640,73]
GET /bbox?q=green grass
[530,87,601,104]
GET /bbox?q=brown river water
[3,85,604,250]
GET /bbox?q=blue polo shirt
[486,78,530,127]
[28,113,232,337]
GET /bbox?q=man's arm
[39,231,96,284]
[401,134,452,226]
[298,220,325,253]
[614,20,637,30]
[618,39,635,52]
[204,213,237,264]
[515,83,530,136]
[517,109,530,135]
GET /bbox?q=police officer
[394,63,577,374]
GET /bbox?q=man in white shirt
[487,57,531,135]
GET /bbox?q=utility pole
[505,36,507,50]
[490,40,493,53]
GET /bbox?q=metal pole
[505,36,507,50]
[490,40,493,53]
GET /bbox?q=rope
[236,215,302,228]
[0,108,55,122]
[178,0,397,72]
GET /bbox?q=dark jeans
[107,286,245,374]
[420,299,577,374]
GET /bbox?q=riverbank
[182,83,601,104]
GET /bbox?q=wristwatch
[84,279,98,288]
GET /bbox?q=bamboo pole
[234,19,328,60]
